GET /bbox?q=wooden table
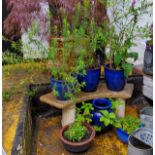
[40,83,134,126]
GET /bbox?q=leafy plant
[64,122,87,142]
[110,98,125,110]
[26,88,40,97]
[99,0,152,77]
[76,102,94,123]
[118,115,141,134]
[64,102,94,142]
[69,0,106,70]
[100,110,120,127]
[2,51,23,65]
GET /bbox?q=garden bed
[11,76,151,155]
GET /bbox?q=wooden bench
[40,83,134,126]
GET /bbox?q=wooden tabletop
[40,83,134,109]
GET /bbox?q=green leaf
[122,63,133,77]
[100,110,109,117]
[114,52,122,66]
[104,118,111,126]
[109,113,116,119]
[127,52,138,61]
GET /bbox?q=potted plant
[49,17,86,100]
[70,0,104,92]
[19,16,84,101]
[99,0,152,91]
[115,115,142,143]
[60,102,96,153]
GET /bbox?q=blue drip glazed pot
[78,68,100,92]
[91,98,112,127]
[50,77,70,101]
[104,64,126,91]
[116,128,129,143]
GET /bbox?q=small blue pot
[91,98,112,127]
[50,77,70,101]
[78,68,100,92]
[116,128,129,143]
[104,64,126,91]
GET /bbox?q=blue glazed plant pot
[50,77,70,101]
[116,128,129,143]
[104,64,126,91]
[78,68,100,92]
[91,98,112,127]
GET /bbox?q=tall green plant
[99,0,152,76]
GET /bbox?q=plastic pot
[60,123,96,153]
[78,68,100,92]
[91,98,112,127]
[116,128,129,143]
[104,64,126,91]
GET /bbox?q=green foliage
[26,88,39,97]
[64,122,87,142]
[93,125,102,132]
[99,0,152,77]
[2,90,12,102]
[2,51,24,65]
[76,102,94,124]
[100,110,121,128]
[119,116,141,134]
[110,98,125,110]
[64,102,94,142]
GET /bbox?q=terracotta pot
[60,123,96,153]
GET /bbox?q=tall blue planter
[104,64,126,91]
[50,77,70,101]
[91,98,112,127]
[78,68,100,92]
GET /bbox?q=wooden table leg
[61,104,76,127]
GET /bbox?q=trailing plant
[99,0,152,77]
[64,122,87,142]
[118,115,141,135]
[94,110,120,131]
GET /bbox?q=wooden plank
[40,83,134,109]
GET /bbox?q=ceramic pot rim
[60,123,96,146]
[92,98,112,110]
